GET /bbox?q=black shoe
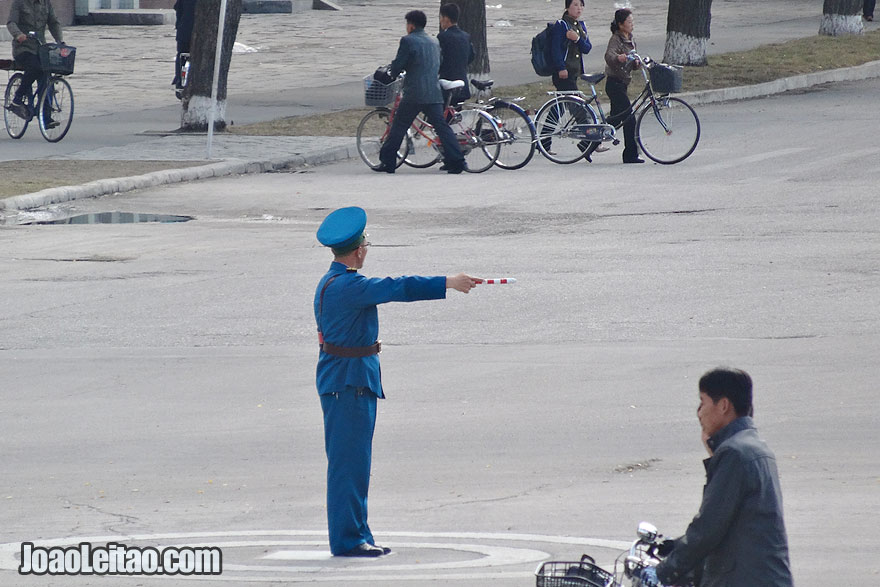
[439,162,449,171]
[337,543,389,557]
[44,119,60,130]
[623,157,645,164]
[372,163,395,174]
[7,103,29,120]
[445,162,467,174]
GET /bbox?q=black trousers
[605,76,638,161]
[13,52,47,109]
[379,100,464,170]
[865,0,875,17]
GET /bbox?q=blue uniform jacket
[389,29,444,104]
[314,262,446,398]
[550,18,591,75]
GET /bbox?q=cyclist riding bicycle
[6,0,64,126]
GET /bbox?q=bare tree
[820,0,864,35]
[456,0,489,75]
[663,0,713,66]
[181,0,243,131]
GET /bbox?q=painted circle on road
[0,530,631,582]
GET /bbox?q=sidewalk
[1,0,877,214]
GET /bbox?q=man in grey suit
[638,367,794,587]
[376,10,465,174]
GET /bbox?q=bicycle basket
[535,559,614,587]
[363,74,402,107]
[649,63,681,94]
[39,44,76,75]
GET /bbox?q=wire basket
[39,43,76,75]
[649,63,682,94]
[535,558,615,587]
[363,75,402,107]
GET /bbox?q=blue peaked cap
[317,206,367,251]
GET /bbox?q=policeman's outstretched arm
[446,273,482,293]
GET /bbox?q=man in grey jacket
[376,10,465,174]
[640,367,794,587]
[6,0,63,122]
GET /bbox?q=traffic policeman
[314,206,481,557]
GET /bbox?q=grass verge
[228,29,880,137]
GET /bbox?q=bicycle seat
[440,79,465,91]
[470,79,494,91]
[580,73,606,85]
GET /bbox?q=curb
[0,143,359,212]
[2,59,880,213]
[678,59,880,105]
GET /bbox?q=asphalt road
[1,78,879,586]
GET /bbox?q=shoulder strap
[317,274,341,335]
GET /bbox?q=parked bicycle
[534,52,700,165]
[2,36,75,142]
[535,522,694,587]
[469,78,538,170]
[356,72,502,173]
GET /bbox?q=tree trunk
[181,0,243,131]
[819,0,864,36]
[456,0,490,75]
[663,0,713,66]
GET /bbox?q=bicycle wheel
[356,108,406,170]
[491,102,536,170]
[4,73,30,139]
[456,109,500,173]
[534,96,596,164]
[38,76,73,142]
[404,117,442,168]
[636,96,700,164]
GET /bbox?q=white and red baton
[481,278,517,285]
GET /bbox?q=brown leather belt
[320,341,382,358]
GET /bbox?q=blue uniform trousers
[320,386,377,555]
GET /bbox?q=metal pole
[206,0,228,159]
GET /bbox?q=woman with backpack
[543,0,596,158]
[550,0,592,92]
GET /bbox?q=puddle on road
[35,212,194,225]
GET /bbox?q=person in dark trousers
[637,367,794,587]
[541,0,594,157]
[5,0,63,124]
[865,0,875,21]
[377,10,466,174]
[437,3,474,104]
[314,206,481,557]
[173,0,196,88]
[603,8,644,164]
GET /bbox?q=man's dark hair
[699,367,753,417]
[565,0,584,9]
[406,10,427,29]
[440,3,460,23]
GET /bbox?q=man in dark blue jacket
[638,368,794,587]
[438,3,474,102]
[314,207,481,557]
[376,10,466,174]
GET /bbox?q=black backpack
[530,22,556,76]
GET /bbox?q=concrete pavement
[1,0,878,215]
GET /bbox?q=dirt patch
[0,160,206,200]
